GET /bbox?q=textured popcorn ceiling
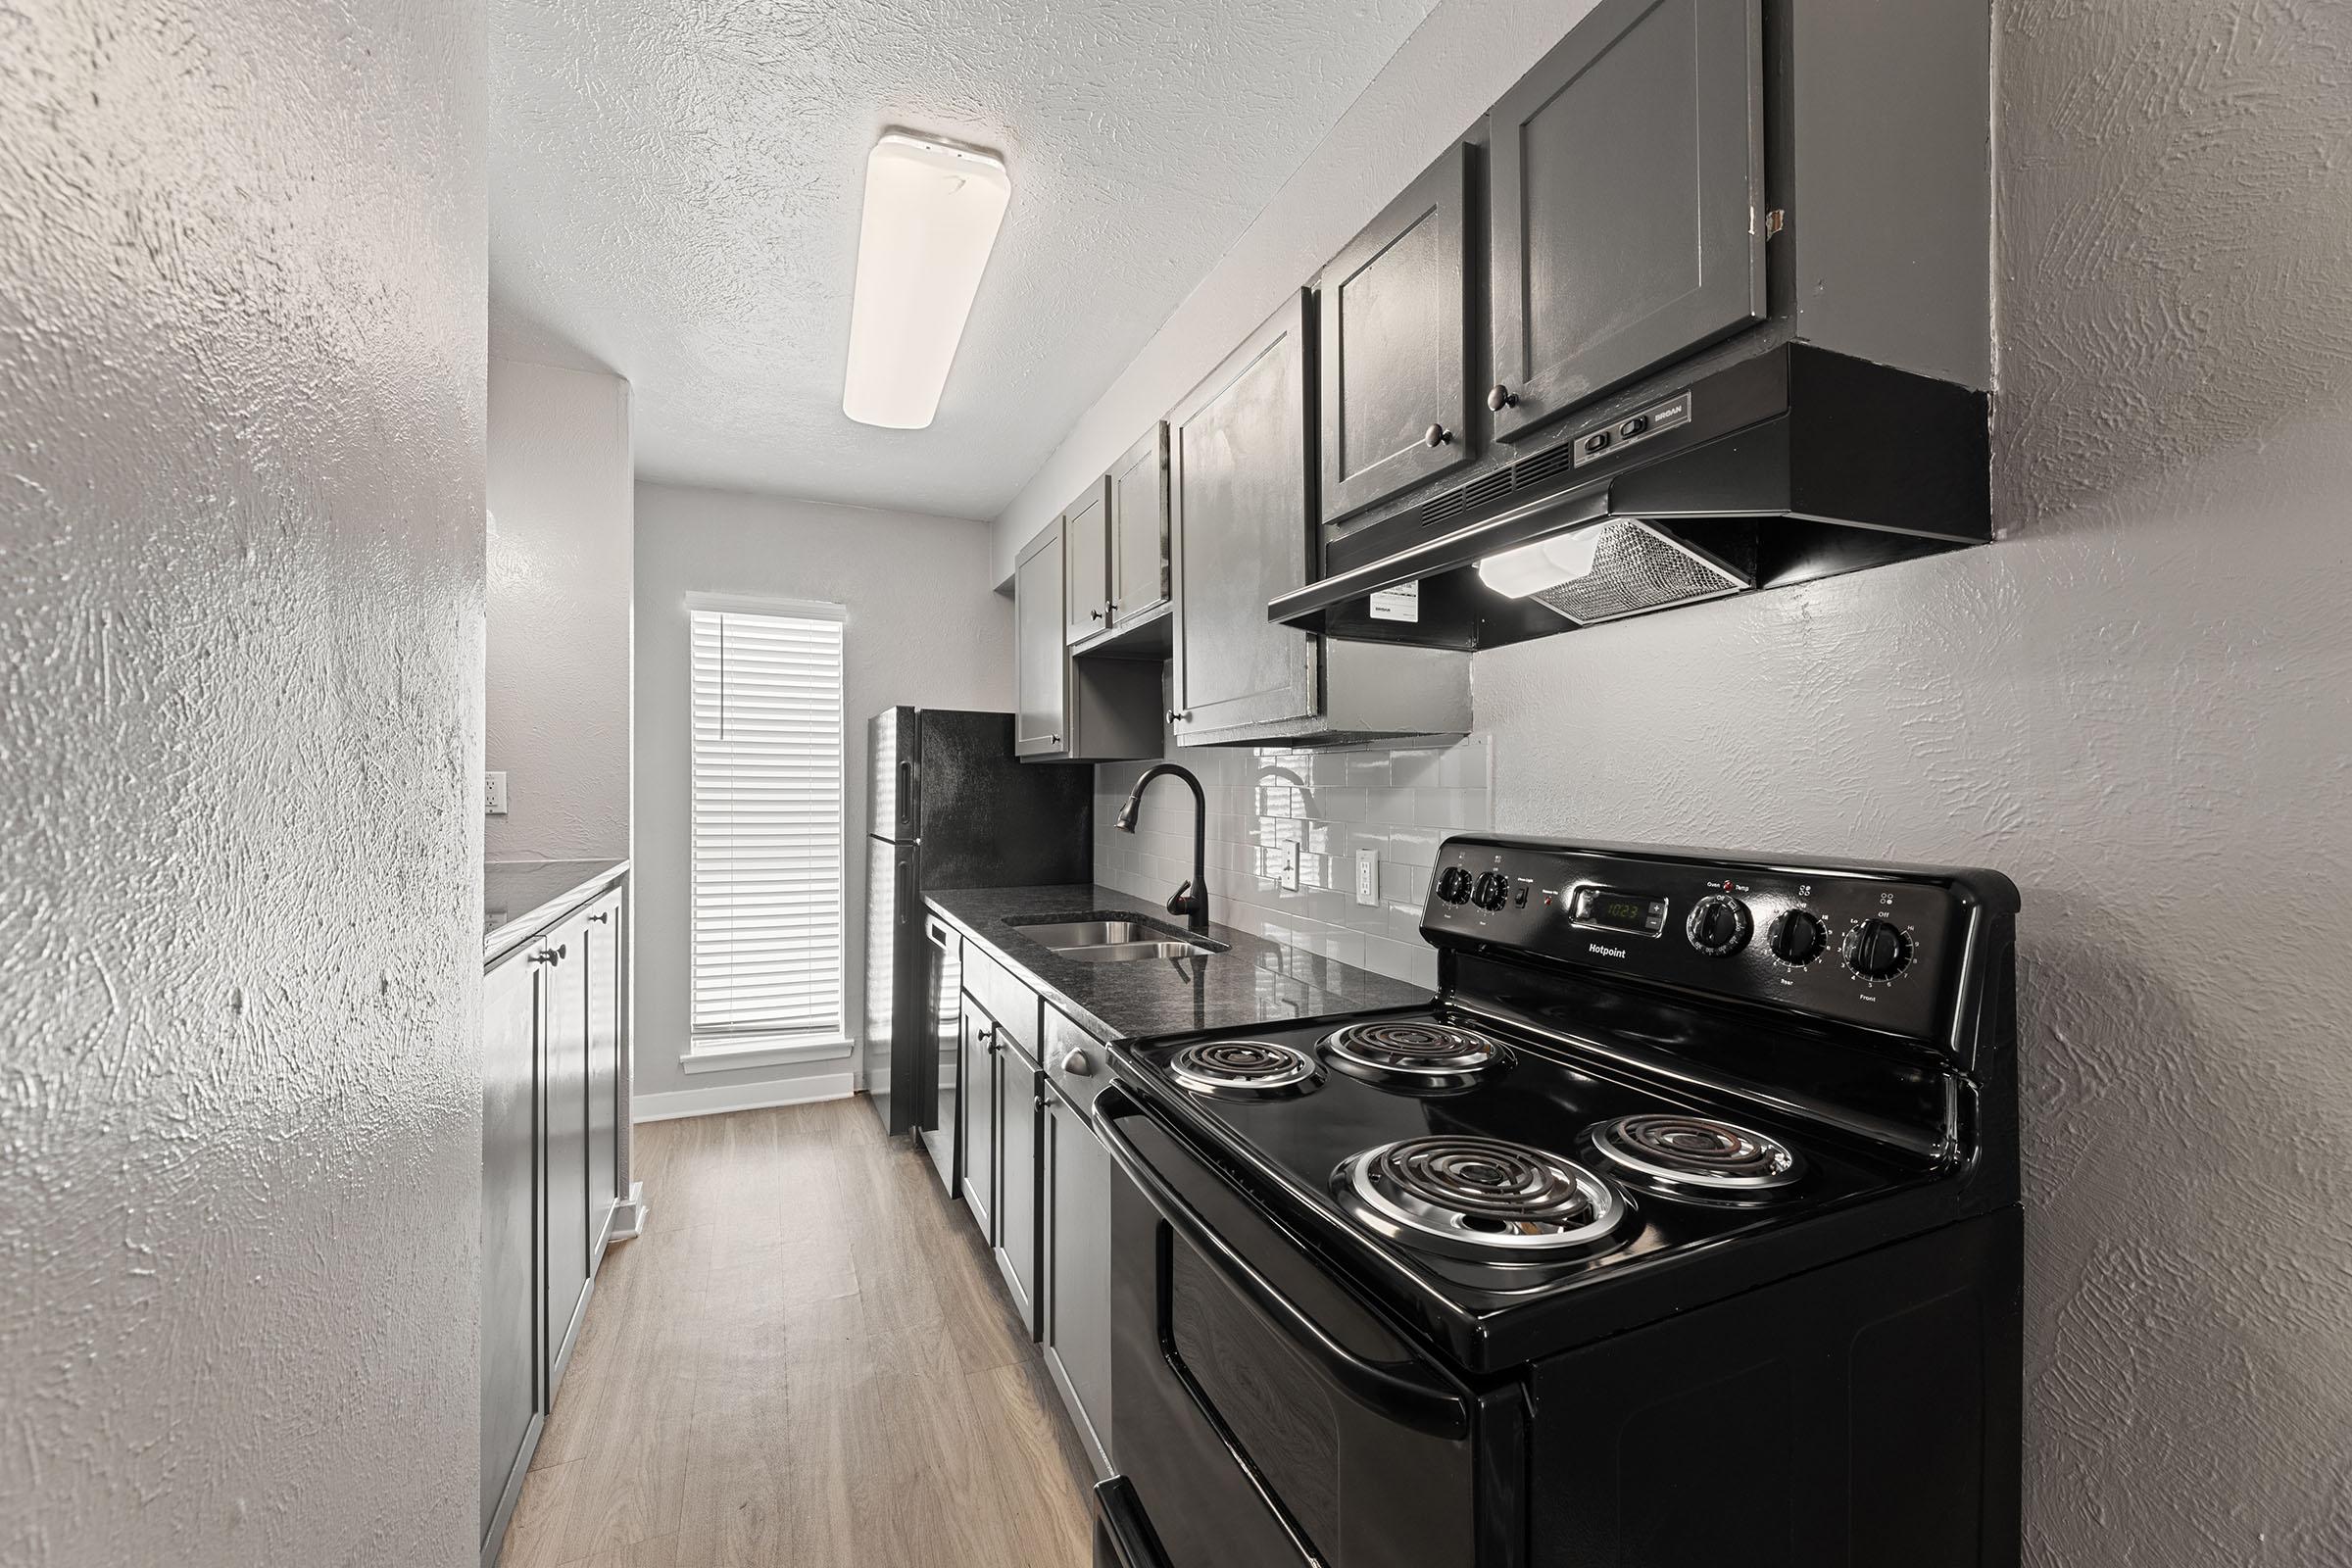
[490,0,1438,516]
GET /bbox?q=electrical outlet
[1354,848,1380,906]
[485,771,508,815]
[1278,842,1300,893]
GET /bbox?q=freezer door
[861,835,919,1135]
[868,707,919,844]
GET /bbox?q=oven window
[1168,1238,1341,1556]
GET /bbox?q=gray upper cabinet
[1487,0,1765,442]
[1318,142,1476,523]
[1013,519,1068,756]
[1170,289,1320,743]
[1107,424,1170,630]
[1061,478,1111,644]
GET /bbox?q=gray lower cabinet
[482,869,630,1568]
[584,890,622,1262]
[1318,140,1476,523]
[994,1023,1043,1333]
[542,910,592,1395]
[1487,0,1765,441]
[1041,1004,1115,1478]
[1169,289,1321,743]
[958,997,999,1242]
[480,949,542,1563]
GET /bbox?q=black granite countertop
[485,858,629,964]
[923,883,1431,1045]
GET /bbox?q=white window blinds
[690,606,847,1045]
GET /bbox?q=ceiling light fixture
[842,131,1011,430]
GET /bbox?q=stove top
[1110,836,2021,1370]
[1119,1004,1938,1367]
[1319,1019,1509,1090]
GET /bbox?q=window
[689,601,847,1055]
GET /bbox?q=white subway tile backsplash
[1096,736,1490,989]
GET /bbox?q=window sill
[680,1035,857,1074]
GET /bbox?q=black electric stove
[1094,835,2022,1568]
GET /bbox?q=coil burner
[1165,1040,1324,1100]
[1586,1113,1804,1200]
[1320,1020,1508,1091]
[1334,1135,1628,1269]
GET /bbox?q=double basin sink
[1011,915,1227,965]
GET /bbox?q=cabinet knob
[1424,422,1452,448]
[1058,1049,1093,1077]
[1051,734,1062,745]
[1488,384,1518,412]
[586,910,611,925]
[1089,608,1103,620]
[532,943,566,966]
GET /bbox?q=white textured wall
[989,0,1601,585]
[632,484,1011,1109]
[1477,3,2352,1561]
[487,357,634,860]
[0,3,486,1565]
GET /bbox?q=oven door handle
[1094,1085,1472,1440]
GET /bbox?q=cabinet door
[994,1032,1042,1335]
[480,949,541,1551]
[1043,1090,1115,1477]
[583,890,621,1266]
[1488,0,1764,441]
[958,1001,998,1242]
[541,914,591,1397]
[1107,424,1170,627]
[1318,141,1475,522]
[1012,520,1068,757]
[1169,288,1320,741]
[1062,478,1112,644]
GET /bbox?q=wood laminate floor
[498,1099,1097,1568]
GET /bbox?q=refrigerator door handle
[898,857,913,925]
[899,758,914,833]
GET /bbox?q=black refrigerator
[863,708,1092,1179]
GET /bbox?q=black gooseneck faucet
[1113,763,1210,933]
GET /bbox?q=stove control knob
[1845,918,1913,979]
[1472,872,1510,911]
[1686,896,1752,956]
[1436,866,1474,905]
[1767,908,1828,965]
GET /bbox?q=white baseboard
[607,1181,648,1241]
[632,1071,857,1124]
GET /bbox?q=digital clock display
[1571,887,1668,935]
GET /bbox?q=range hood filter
[1517,518,1749,627]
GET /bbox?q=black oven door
[1093,1084,1487,1568]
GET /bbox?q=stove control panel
[1422,837,1989,1043]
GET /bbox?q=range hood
[1269,345,1989,651]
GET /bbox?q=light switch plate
[1354,848,1380,906]
[485,771,508,815]
[1278,842,1299,893]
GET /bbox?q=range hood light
[1476,526,1606,599]
[842,132,1011,430]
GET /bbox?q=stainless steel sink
[1055,940,1215,964]
[1010,916,1223,962]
